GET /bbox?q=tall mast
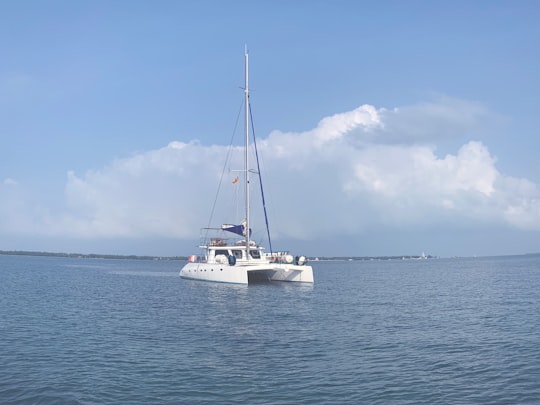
[244,48,251,260]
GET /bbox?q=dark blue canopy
[222,224,251,237]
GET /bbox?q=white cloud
[57,141,231,238]
[346,141,498,200]
[0,179,43,234]
[3,178,18,186]
[375,96,494,144]
[1,97,539,253]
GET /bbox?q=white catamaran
[179,50,314,284]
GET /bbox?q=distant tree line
[0,250,186,261]
[0,250,436,261]
[320,255,435,261]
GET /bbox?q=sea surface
[1,254,540,404]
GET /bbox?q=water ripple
[1,255,540,403]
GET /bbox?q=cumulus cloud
[57,141,232,238]
[0,179,43,234]
[3,178,18,186]
[375,97,493,144]
[1,97,539,253]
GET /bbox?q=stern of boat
[247,265,314,283]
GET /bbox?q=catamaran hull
[180,263,314,284]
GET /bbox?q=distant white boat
[179,50,314,284]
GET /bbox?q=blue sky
[1,1,539,257]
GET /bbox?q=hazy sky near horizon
[1,1,540,257]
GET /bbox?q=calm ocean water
[1,254,539,404]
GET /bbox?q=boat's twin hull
[180,262,314,284]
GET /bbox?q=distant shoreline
[0,250,435,261]
[0,250,185,261]
[1,250,538,262]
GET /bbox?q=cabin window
[215,249,229,257]
[232,250,243,259]
[250,249,261,259]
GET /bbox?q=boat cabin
[202,238,266,264]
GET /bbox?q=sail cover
[221,222,251,237]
